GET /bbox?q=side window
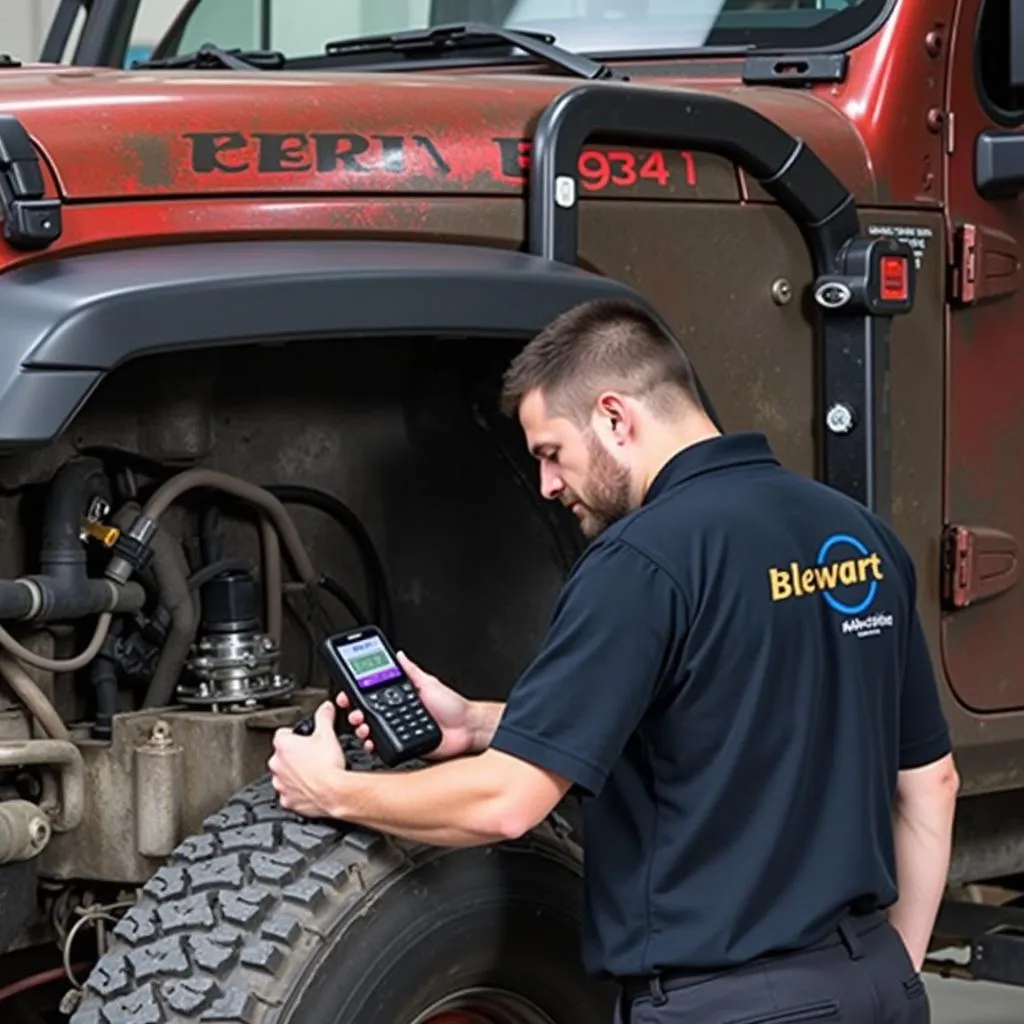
[977,0,1024,125]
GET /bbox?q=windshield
[147,1,892,64]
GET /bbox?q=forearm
[467,700,505,753]
[887,793,957,969]
[326,751,522,847]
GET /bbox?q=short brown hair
[500,298,701,420]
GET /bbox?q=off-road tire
[69,750,612,1023]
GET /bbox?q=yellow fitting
[80,519,120,548]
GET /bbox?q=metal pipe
[0,739,84,832]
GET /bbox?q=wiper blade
[132,43,285,70]
[324,21,622,81]
[0,53,22,68]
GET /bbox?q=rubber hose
[186,558,252,592]
[115,506,196,709]
[90,648,118,741]
[0,614,112,673]
[40,457,111,584]
[141,470,317,584]
[258,515,282,645]
[0,652,71,742]
[263,484,393,633]
[200,505,224,565]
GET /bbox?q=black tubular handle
[527,82,860,276]
[526,83,918,521]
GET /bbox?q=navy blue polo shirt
[489,432,951,980]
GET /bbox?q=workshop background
[3,5,1023,1022]
[6,1,440,65]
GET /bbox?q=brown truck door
[942,0,1023,712]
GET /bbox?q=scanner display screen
[336,635,402,689]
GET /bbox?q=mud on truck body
[0,0,1022,1020]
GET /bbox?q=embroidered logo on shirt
[767,533,894,638]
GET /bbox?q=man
[268,298,959,1022]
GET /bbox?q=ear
[593,393,632,444]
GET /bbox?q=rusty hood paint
[0,66,878,204]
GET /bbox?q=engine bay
[0,336,581,968]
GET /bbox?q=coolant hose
[0,653,70,742]
[40,457,111,585]
[0,456,129,672]
[259,516,282,644]
[140,470,318,585]
[90,634,119,741]
[114,505,197,709]
[0,615,112,673]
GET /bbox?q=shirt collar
[643,432,780,506]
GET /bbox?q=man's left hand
[268,701,347,818]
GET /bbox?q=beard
[564,433,634,538]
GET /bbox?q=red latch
[880,255,909,302]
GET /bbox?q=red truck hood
[0,66,877,204]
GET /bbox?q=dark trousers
[614,911,929,1023]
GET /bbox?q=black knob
[201,569,260,633]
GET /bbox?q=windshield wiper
[132,43,285,71]
[324,22,621,80]
[0,53,22,68]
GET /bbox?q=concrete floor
[2,973,1021,1022]
[926,974,1024,1022]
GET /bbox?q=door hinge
[951,223,978,304]
[941,525,1020,609]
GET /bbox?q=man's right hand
[337,651,487,761]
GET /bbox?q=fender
[0,239,698,447]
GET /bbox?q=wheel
[69,749,614,1024]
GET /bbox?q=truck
[0,0,1022,1020]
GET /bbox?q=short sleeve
[897,548,952,769]
[490,538,684,797]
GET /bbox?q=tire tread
[71,742,575,1024]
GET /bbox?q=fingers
[314,700,335,731]
[396,650,422,681]
[332,694,375,753]
[342,704,366,728]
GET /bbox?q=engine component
[0,800,50,863]
[177,569,295,707]
[133,720,183,859]
[0,739,83,832]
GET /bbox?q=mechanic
[268,298,959,1023]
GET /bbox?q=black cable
[199,505,224,565]
[317,574,369,627]
[186,558,252,592]
[262,484,394,634]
